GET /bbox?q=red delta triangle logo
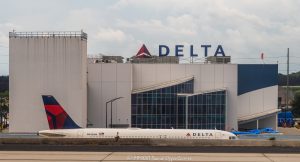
[136,44,152,58]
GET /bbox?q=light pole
[105,101,108,128]
[111,102,112,128]
[105,97,124,128]
[285,48,289,127]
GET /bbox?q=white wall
[9,36,87,132]
[239,121,258,130]
[223,64,239,130]
[258,115,277,129]
[132,64,237,92]
[88,63,237,130]
[237,85,278,118]
[132,64,238,130]
[236,84,278,130]
[87,63,277,131]
[87,63,132,128]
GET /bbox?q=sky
[1,0,300,75]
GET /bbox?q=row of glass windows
[131,124,225,130]
[132,115,177,124]
[133,96,178,105]
[132,106,225,115]
[132,124,179,129]
[188,94,226,105]
[188,124,225,130]
[188,115,225,123]
[186,91,226,130]
[132,105,178,115]
[188,105,226,114]
[132,80,194,103]
[131,115,224,125]
[140,82,192,94]
[131,79,226,130]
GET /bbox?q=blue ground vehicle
[260,128,279,134]
[278,111,294,127]
[232,129,260,135]
[232,128,279,135]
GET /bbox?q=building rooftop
[9,31,87,40]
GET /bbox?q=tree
[0,76,9,92]
[292,90,300,117]
[0,92,9,130]
[0,90,8,98]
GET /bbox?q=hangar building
[9,31,278,132]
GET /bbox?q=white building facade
[9,32,278,132]
[88,63,278,131]
[9,32,87,132]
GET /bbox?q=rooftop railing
[9,31,87,39]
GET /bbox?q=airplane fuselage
[39,128,237,140]
[40,96,237,140]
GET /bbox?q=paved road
[0,151,299,162]
[1,145,300,153]
[0,133,38,138]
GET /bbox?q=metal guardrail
[9,31,87,39]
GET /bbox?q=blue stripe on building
[237,64,278,95]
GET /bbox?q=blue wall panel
[238,64,278,95]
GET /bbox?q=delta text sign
[159,45,225,57]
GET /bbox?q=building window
[131,79,226,130]
[131,79,194,129]
[187,90,226,130]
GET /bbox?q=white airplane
[38,95,237,140]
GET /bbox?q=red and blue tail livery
[42,95,80,129]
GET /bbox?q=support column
[185,96,188,129]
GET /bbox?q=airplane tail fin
[42,95,80,129]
